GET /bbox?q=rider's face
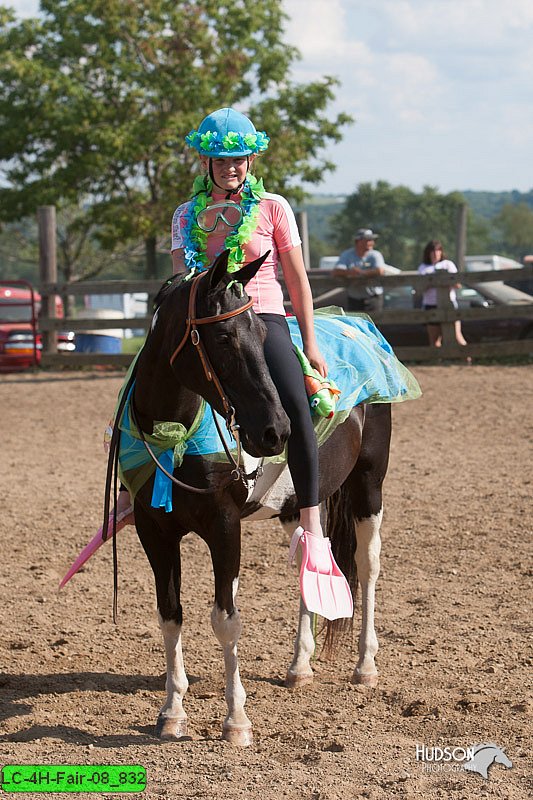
[200,154,255,192]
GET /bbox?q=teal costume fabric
[118,310,421,510]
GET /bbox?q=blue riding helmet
[185,107,269,157]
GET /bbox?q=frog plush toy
[294,345,341,419]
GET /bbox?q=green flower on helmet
[185,130,200,148]
[185,108,270,157]
[199,131,221,151]
[222,132,241,151]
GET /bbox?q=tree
[0,1,351,278]
[493,203,533,260]
[329,181,484,269]
[0,204,149,316]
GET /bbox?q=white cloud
[283,0,533,193]
[7,0,38,16]
[284,0,348,59]
[7,0,533,193]
[382,0,533,45]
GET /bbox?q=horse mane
[153,273,186,311]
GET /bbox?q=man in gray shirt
[333,228,386,312]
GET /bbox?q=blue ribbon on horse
[151,449,175,512]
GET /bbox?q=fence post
[455,203,467,271]
[296,210,311,271]
[38,205,58,355]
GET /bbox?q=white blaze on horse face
[151,307,159,332]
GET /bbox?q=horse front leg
[156,616,189,739]
[352,509,382,686]
[208,521,252,746]
[135,509,189,740]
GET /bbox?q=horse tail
[323,480,357,656]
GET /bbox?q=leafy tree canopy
[493,203,533,260]
[0,0,351,277]
[328,181,491,269]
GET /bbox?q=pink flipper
[289,526,353,621]
[59,505,134,589]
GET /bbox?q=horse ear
[207,250,231,292]
[231,251,270,286]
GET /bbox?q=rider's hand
[305,345,328,378]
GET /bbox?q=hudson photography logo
[416,742,513,779]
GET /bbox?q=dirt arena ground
[0,364,531,800]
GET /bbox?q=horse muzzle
[240,412,290,458]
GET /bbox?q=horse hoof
[222,724,253,747]
[351,671,378,687]
[155,715,188,740]
[285,670,314,689]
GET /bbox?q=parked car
[378,280,533,347]
[0,282,75,372]
[464,254,522,272]
[463,253,533,296]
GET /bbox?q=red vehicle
[0,280,74,372]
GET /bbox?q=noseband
[169,271,253,419]
[131,272,257,495]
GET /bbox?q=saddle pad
[184,309,421,459]
[118,310,421,505]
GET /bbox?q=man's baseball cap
[355,228,379,240]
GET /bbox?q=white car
[464,254,522,272]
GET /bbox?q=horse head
[464,744,513,779]
[165,251,290,458]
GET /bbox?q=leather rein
[130,272,256,495]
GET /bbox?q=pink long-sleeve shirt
[171,190,301,315]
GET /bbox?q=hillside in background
[295,195,346,245]
[462,189,533,219]
[2,189,532,280]
[297,188,533,267]
[299,189,533,242]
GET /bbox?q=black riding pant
[258,313,319,508]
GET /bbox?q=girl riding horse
[109,107,352,620]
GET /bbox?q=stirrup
[289,526,353,621]
[59,504,133,590]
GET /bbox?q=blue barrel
[75,333,122,353]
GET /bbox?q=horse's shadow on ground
[1,669,291,747]
[0,671,167,747]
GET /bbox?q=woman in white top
[417,240,467,347]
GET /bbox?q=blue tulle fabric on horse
[117,309,421,504]
[185,310,421,460]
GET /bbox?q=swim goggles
[196,201,243,232]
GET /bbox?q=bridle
[130,271,257,495]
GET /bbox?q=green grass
[121,336,145,354]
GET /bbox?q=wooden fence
[38,265,533,367]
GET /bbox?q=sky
[8,0,533,196]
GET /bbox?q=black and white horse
[109,251,391,745]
